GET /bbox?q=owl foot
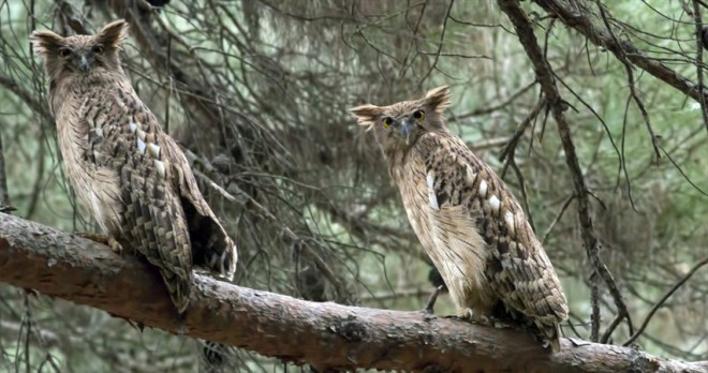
[107,237,124,254]
[0,205,16,213]
[422,285,446,314]
[76,232,110,244]
[75,232,124,254]
[458,310,513,329]
[459,309,493,327]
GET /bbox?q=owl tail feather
[160,268,192,314]
[546,324,562,353]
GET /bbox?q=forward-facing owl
[31,20,237,313]
[352,86,568,351]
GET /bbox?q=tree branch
[497,0,633,342]
[533,0,708,114]
[0,213,705,372]
[0,73,51,120]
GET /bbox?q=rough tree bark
[0,213,705,372]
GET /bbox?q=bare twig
[497,0,633,342]
[453,81,537,120]
[623,257,708,346]
[498,97,546,163]
[0,74,51,120]
[693,1,708,133]
[418,0,455,87]
[0,132,9,207]
[595,2,660,160]
[540,194,575,245]
[533,0,708,135]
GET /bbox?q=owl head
[351,86,451,154]
[31,20,128,83]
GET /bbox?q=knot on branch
[628,347,661,373]
[329,315,367,342]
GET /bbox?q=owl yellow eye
[383,117,394,128]
[92,44,104,54]
[413,110,425,120]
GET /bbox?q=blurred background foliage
[0,0,706,371]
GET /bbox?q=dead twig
[623,257,708,346]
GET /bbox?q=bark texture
[0,213,705,372]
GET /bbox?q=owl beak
[78,54,91,72]
[400,119,414,144]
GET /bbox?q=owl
[31,20,237,313]
[351,86,568,351]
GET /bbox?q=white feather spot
[465,165,477,185]
[94,127,103,137]
[137,129,147,141]
[479,179,488,198]
[504,211,516,234]
[128,122,139,133]
[148,143,160,158]
[154,160,166,178]
[136,138,146,154]
[426,171,439,210]
[501,257,512,269]
[488,195,500,213]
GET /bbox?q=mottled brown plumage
[352,86,568,351]
[32,20,237,313]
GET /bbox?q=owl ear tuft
[31,30,65,58]
[423,85,451,113]
[350,104,382,128]
[97,19,129,49]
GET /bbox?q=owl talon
[458,310,512,329]
[108,237,124,255]
[75,232,124,254]
[76,232,111,245]
[459,309,493,327]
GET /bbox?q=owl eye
[92,44,104,54]
[383,117,394,128]
[59,48,71,57]
[413,110,425,120]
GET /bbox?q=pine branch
[0,213,705,372]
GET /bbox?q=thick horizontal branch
[0,213,705,372]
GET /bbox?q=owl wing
[421,133,568,348]
[159,133,237,281]
[90,110,194,313]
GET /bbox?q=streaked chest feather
[55,88,124,234]
[394,153,492,311]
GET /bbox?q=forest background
[0,0,706,371]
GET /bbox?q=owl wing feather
[160,134,237,280]
[89,103,194,313]
[420,133,568,349]
[121,161,194,313]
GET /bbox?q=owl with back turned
[31,20,237,313]
[351,86,568,351]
